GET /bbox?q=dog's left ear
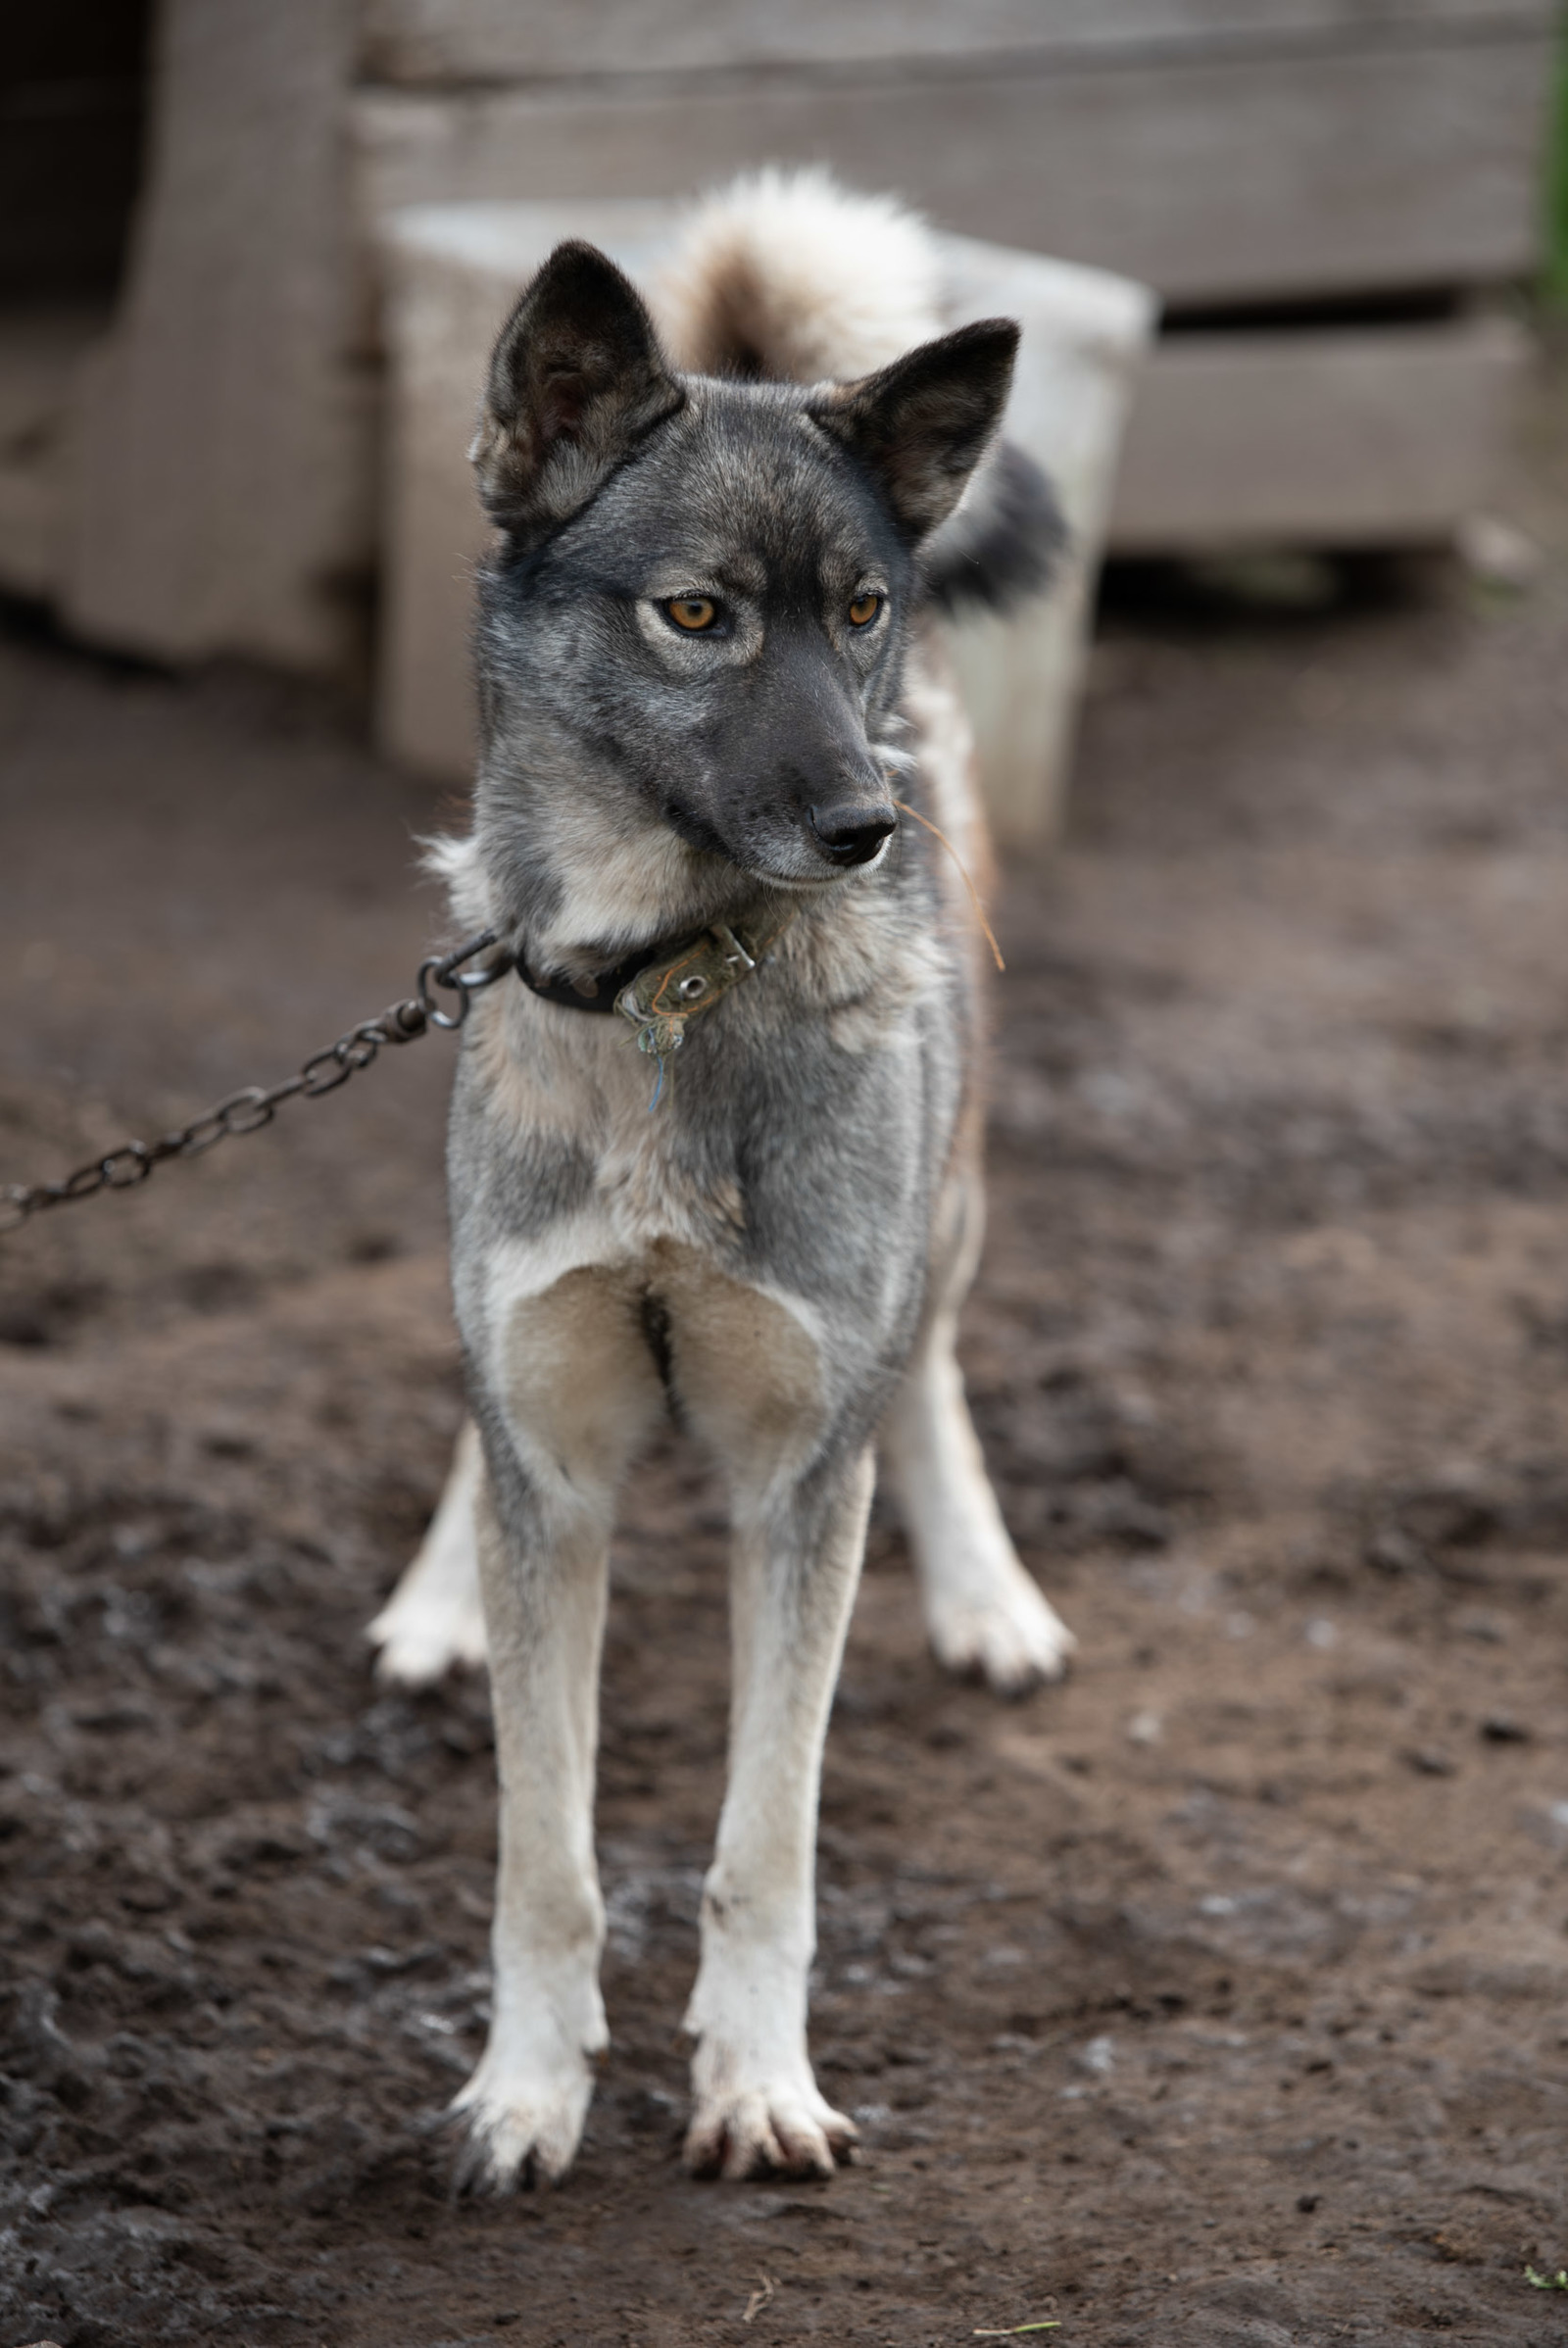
[808,318,1019,544]
[471,241,684,536]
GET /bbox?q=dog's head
[468,242,1018,929]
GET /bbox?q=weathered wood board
[61,0,368,673]
[352,28,1553,310]
[1108,313,1531,548]
[360,0,1555,82]
[0,312,104,603]
[33,0,1555,682]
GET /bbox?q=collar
[516,937,684,1018]
[516,909,797,1059]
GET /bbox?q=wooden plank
[360,0,1556,85]
[352,31,1553,307]
[64,0,368,673]
[1107,314,1530,549]
[0,310,106,602]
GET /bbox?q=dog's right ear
[807,318,1019,546]
[470,242,683,536]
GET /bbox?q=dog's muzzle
[808,800,899,867]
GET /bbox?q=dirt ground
[3,370,1568,2348]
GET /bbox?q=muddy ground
[3,378,1568,2348]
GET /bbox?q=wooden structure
[0,1,1557,693]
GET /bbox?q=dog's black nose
[808,800,898,866]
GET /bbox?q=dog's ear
[471,241,684,535]
[808,318,1019,544]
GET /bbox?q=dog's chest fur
[448,638,968,1252]
[443,664,975,1435]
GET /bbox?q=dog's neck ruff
[517,910,797,1060]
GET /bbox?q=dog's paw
[367,1590,487,1688]
[926,1565,1076,1695]
[448,2052,594,2192]
[684,2075,858,2182]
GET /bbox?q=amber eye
[848,592,882,627]
[665,596,718,632]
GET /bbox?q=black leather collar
[515,930,705,1017]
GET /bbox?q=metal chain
[0,929,511,1238]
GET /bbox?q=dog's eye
[848,593,882,628]
[665,596,718,632]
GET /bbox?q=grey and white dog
[368,173,1073,2188]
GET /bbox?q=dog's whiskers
[892,798,1005,972]
[872,739,918,773]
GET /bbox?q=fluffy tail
[654,167,944,384]
[654,168,1063,615]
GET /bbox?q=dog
[368,171,1073,2189]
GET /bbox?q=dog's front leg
[450,1449,610,2190]
[452,1269,662,2191]
[683,1444,874,2179]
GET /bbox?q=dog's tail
[655,166,944,385]
[655,168,1062,616]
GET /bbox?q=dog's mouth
[745,830,897,890]
[663,782,899,893]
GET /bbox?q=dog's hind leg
[452,1267,664,2191]
[882,1167,1075,1693]
[368,1421,487,1687]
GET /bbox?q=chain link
[0,929,510,1238]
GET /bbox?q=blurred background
[7,14,1568,2346]
[0,0,1563,825]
